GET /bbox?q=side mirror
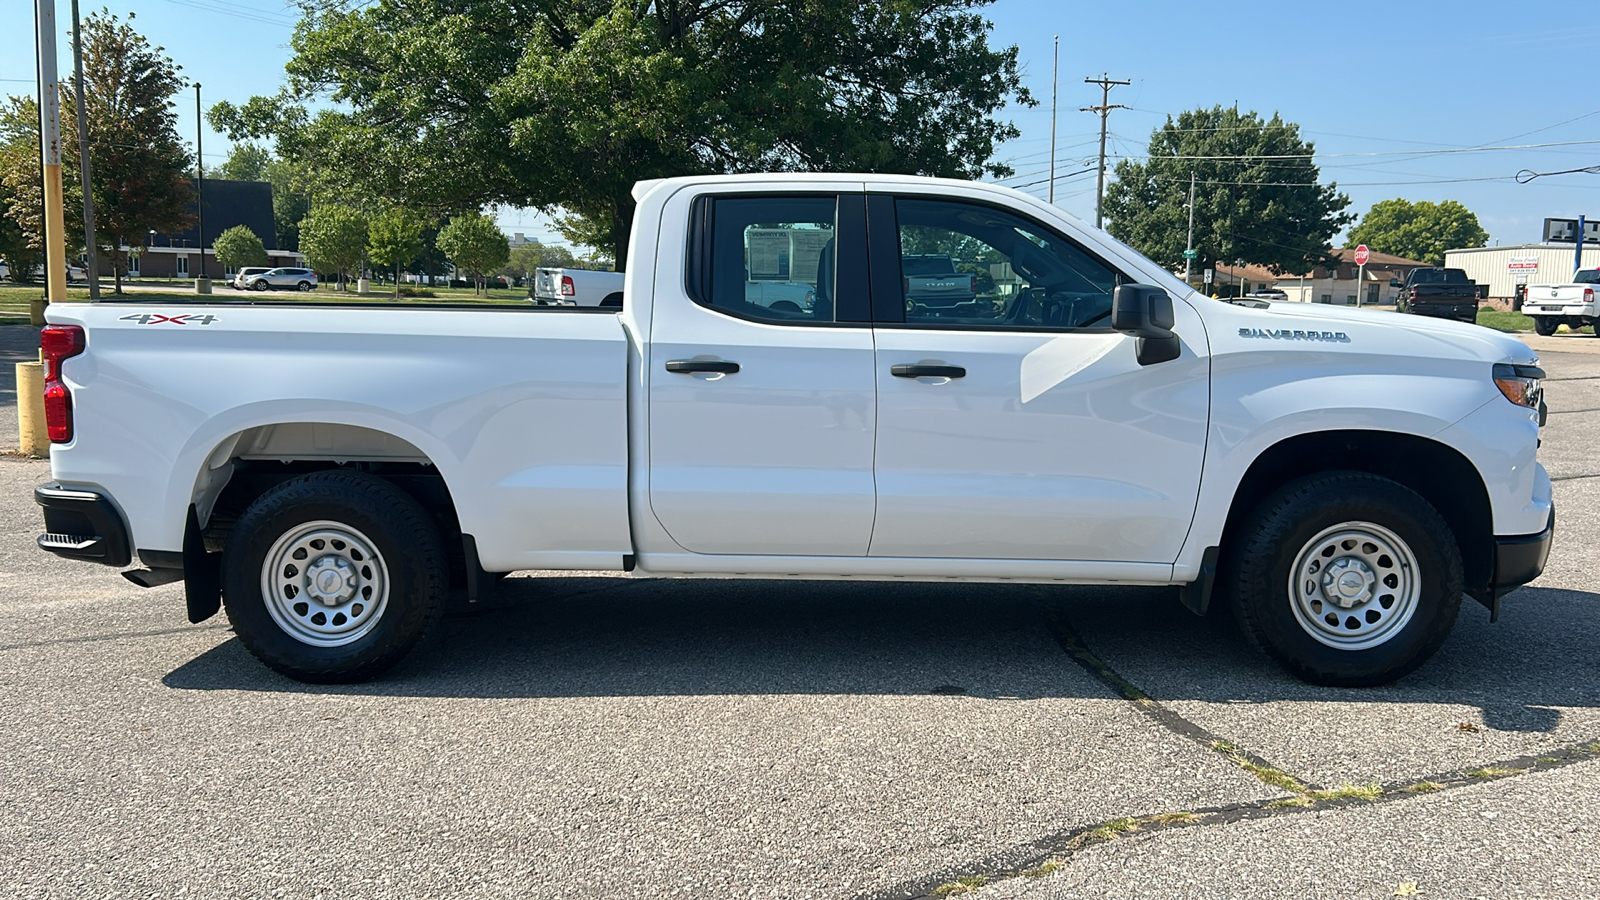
[1111,284,1180,366]
[1389,277,1401,288]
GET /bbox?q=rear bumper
[1408,304,1478,322]
[1491,505,1554,599]
[35,482,132,567]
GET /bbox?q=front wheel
[251,280,269,292]
[1226,472,1462,687]
[1532,317,1558,336]
[222,470,448,683]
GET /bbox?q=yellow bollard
[16,360,48,458]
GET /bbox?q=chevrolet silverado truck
[35,174,1553,687]
[1393,267,1480,323]
[1524,268,1600,336]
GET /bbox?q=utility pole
[34,0,66,325]
[194,82,210,293]
[71,0,98,299]
[1082,73,1129,230]
[1578,215,1587,276]
[1184,169,1196,285]
[1048,35,1058,204]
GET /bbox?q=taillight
[1586,288,1594,303]
[1409,287,1419,300]
[40,324,85,443]
[560,275,575,296]
[903,277,910,296]
[969,274,976,293]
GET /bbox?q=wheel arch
[1218,430,1494,604]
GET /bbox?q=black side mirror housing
[1389,277,1401,288]
[1111,284,1180,365]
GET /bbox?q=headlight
[1493,363,1544,412]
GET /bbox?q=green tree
[1347,198,1488,266]
[0,95,85,278]
[74,10,195,293]
[212,224,267,271]
[215,1,1030,268]
[436,213,509,295]
[298,205,368,290]
[367,208,425,298]
[1103,106,1353,278]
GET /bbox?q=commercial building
[116,179,305,279]
[1444,244,1600,307]
[1211,248,1432,305]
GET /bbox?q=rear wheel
[296,280,313,292]
[1227,472,1462,687]
[222,470,447,683]
[1532,317,1557,336]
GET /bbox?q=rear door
[865,190,1209,563]
[645,189,879,556]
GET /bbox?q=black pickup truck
[1393,268,1479,323]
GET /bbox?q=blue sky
[5,0,1598,250]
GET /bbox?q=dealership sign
[1507,256,1540,272]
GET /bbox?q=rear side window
[689,195,839,324]
[1575,270,1600,285]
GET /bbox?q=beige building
[1211,248,1432,305]
[1444,244,1600,305]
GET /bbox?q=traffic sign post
[1353,245,1369,304]
[1203,268,1213,284]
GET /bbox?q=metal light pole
[35,0,69,324]
[193,82,210,293]
[1578,215,1587,275]
[1048,35,1058,204]
[71,0,98,299]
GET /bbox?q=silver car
[243,267,318,292]
[232,267,270,290]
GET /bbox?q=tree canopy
[436,213,509,294]
[213,225,267,270]
[1347,198,1488,266]
[298,205,369,289]
[1103,106,1352,276]
[367,208,425,297]
[211,0,1030,267]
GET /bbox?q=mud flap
[1178,546,1219,616]
[184,505,222,624]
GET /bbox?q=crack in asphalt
[1551,472,1600,482]
[0,622,231,652]
[853,605,1600,900]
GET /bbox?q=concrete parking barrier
[16,358,47,457]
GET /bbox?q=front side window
[892,198,1121,329]
[696,195,838,324]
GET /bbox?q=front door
[646,192,879,556]
[866,194,1209,563]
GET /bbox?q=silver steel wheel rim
[261,520,389,648]
[1288,521,1420,651]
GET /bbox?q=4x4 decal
[119,314,218,326]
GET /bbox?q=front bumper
[35,482,132,567]
[1490,505,1554,600]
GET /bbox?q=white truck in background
[35,173,1553,688]
[1524,268,1600,336]
[532,267,624,307]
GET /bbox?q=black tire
[1533,317,1558,336]
[251,280,269,292]
[297,280,313,292]
[599,292,623,308]
[221,470,448,683]
[1226,471,1462,687]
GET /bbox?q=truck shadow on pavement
[160,576,1600,731]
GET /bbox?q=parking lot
[0,326,1596,899]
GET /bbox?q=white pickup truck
[1524,268,1600,336]
[35,174,1553,687]
[531,266,624,307]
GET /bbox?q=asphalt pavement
[0,327,1596,899]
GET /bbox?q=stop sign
[1354,245,1370,266]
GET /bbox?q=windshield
[1575,269,1600,285]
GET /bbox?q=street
[0,328,1596,899]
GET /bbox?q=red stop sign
[1354,245,1370,266]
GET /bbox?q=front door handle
[666,359,740,375]
[891,364,965,378]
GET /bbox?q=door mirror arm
[1111,284,1181,366]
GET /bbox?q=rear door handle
[891,364,965,378]
[666,359,740,375]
